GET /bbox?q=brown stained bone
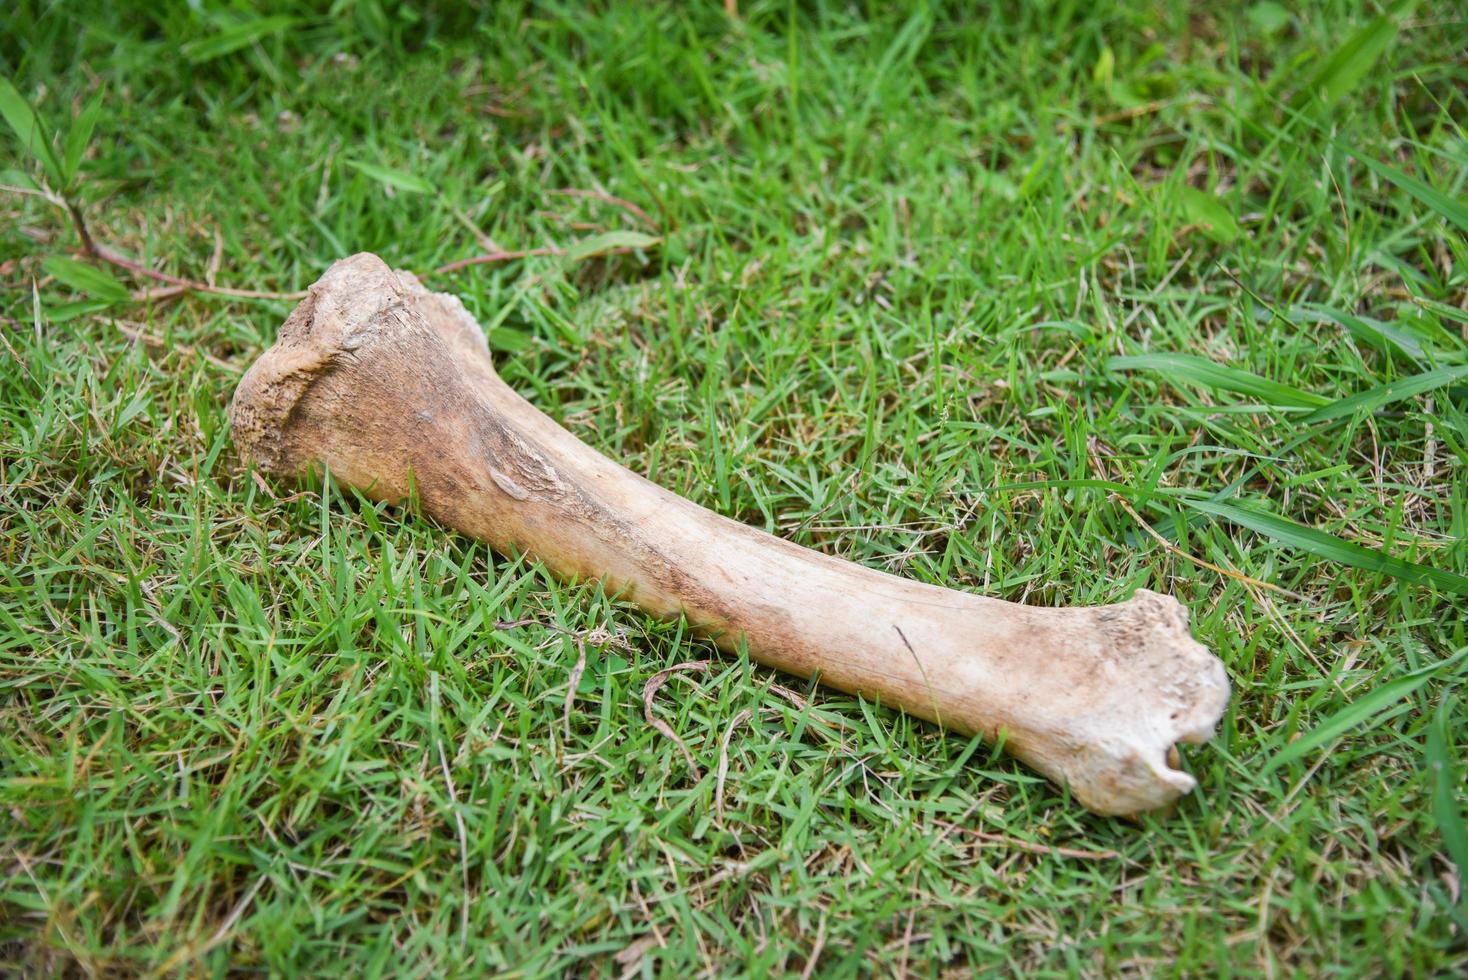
[230,253,1230,817]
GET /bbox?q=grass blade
[1342,145,1468,235]
[41,256,128,302]
[61,89,104,189]
[1292,12,1399,108]
[1184,499,1468,594]
[1291,304,1428,364]
[45,300,116,322]
[1301,365,1468,424]
[344,159,436,195]
[1106,353,1328,408]
[1262,669,1434,776]
[1427,697,1468,924]
[0,166,39,191]
[0,76,63,186]
[564,230,661,262]
[1174,187,1241,243]
[1413,297,1468,327]
[180,15,298,64]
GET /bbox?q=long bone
[229,253,1229,817]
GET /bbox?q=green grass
[2,1,1466,974]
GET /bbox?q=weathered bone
[230,253,1229,817]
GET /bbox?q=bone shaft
[422,372,1066,734]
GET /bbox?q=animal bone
[230,253,1229,817]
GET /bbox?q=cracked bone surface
[230,253,1230,817]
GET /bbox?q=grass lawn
[3,1,1466,974]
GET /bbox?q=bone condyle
[229,253,1230,818]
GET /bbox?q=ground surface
[2,1,1466,975]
